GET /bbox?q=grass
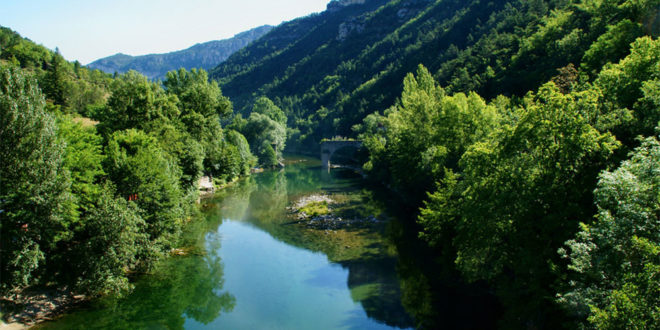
[72,116,99,127]
[298,201,330,217]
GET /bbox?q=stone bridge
[320,140,363,168]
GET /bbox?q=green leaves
[559,135,660,327]
[0,67,70,293]
[235,96,287,167]
[105,129,183,245]
[359,65,498,202]
[74,184,147,296]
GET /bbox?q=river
[37,155,499,329]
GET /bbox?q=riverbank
[288,193,384,230]
[0,288,86,329]
[0,175,240,328]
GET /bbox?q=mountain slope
[88,25,273,79]
[211,0,655,150]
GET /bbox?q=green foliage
[252,96,286,125]
[215,129,256,181]
[595,36,660,139]
[0,67,70,293]
[558,135,660,328]
[0,32,256,299]
[0,26,113,116]
[259,140,279,168]
[298,201,330,217]
[450,83,619,282]
[99,71,179,133]
[104,129,183,247]
[146,121,204,188]
[56,115,105,213]
[163,68,231,118]
[358,65,498,202]
[42,52,71,106]
[581,19,644,75]
[0,26,52,69]
[237,99,287,166]
[73,184,148,296]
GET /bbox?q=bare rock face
[396,0,432,21]
[337,18,366,41]
[327,0,367,12]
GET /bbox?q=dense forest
[211,0,658,327]
[0,26,283,299]
[1,0,659,328]
[212,0,659,152]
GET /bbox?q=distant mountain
[88,25,273,79]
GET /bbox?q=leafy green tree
[162,68,236,177]
[99,70,179,134]
[359,65,498,202]
[558,135,660,328]
[225,129,256,174]
[146,120,204,188]
[73,184,148,296]
[42,52,71,107]
[581,19,644,76]
[415,82,621,325]
[259,140,279,168]
[0,67,70,293]
[163,68,231,118]
[252,96,286,126]
[453,83,619,280]
[56,115,105,214]
[595,37,660,140]
[216,129,256,181]
[241,112,286,166]
[104,129,183,248]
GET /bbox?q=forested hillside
[1,0,659,327]
[213,0,658,327]
[0,26,261,298]
[88,25,273,80]
[212,0,659,150]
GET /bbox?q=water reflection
[41,155,499,329]
[210,157,414,328]
[38,220,235,329]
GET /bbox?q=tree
[558,135,660,328]
[56,115,105,214]
[241,112,286,166]
[215,129,256,181]
[595,37,660,140]
[358,65,498,203]
[252,96,286,126]
[163,68,231,118]
[104,129,183,248]
[0,67,70,293]
[73,184,147,296]
[99,70,179,134]
[41,52,71,106]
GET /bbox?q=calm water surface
[40,156,430,329]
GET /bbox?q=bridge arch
[320,140,363,168]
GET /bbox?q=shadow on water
[37,219,236,330]
[212,155,501,329]
[40,155,501,329]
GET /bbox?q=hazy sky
[0,0,329,64]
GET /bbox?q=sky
[0,0,329,64]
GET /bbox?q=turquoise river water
[38,155,499,329]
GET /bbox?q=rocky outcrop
[337,18,366,41]
[327,0,367,12]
